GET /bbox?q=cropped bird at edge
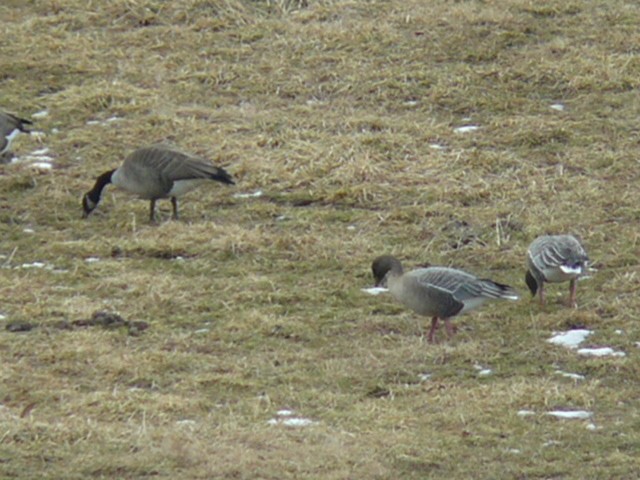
[0,110,33,157]
[82,144,235,223]
[525,234,590,308]
[372,255,519,343]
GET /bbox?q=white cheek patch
[3,129,21,152]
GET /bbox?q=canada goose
[525,234,589,308]
[372,255,519,343]
[0,110,32,155]
[82,145,235,222]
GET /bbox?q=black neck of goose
[87,169,115,202]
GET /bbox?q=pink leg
[538,283,546,307]
[568,279,577,308]
[444,318,456,338]
[427,317,439,343]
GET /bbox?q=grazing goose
[0,110,32,155]
[525,234,589,308]
[82,145,235,222]
[372,255,519,343]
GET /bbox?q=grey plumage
[82,145,235,222]
[0,110,32,155]
[372,255,519,343]
[526,234,589,307]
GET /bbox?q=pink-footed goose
[372,255,519,343]
[525,235,589,308]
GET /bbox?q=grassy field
[1,0,639,478]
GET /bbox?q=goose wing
[145,145,234,184]
[529,235,588,273]
[405,268,467,318]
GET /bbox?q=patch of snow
[105,116,120,123]
[517,410,535,417]
[614,329,623,335]
[453,125,480,134]
[429,143,446,150]
[23,228,35,234]
[30,148,49,155]
[86,120,101,125]
[193,328,210,334]
[346,225,356,231]
[543,440,562,447]
[280,417,317,427]
[30,162,53,170]
[547,329,592,349]
[554,370,585,380]
[233,190,263,199]
[19,262,47,269]
[550,103,565,111]
[176,419,197,426]
[51,128,60,134]
[275,215,287,221]
[30,131,46,141]
[0,314,6,320]
[546,410,592,420]
[403,100,419,107]
[362,287,388,295]
[32,110,49,119]
[577,347,626,357]
[506,448,521,454]
[586,423,600,431]
[85,257,100,263]
[418,373,432,381]
[474,364,492,376]
[268,409,317,427]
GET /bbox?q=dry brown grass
[1,0,640,478]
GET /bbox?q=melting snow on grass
[518,410,594,420]
[474,364,492,376]
[267,409,317,427]
[546,410,593,420]
[547,329,592,349]
[233,190,263,199]
[453,125,480,134]
[550,103,565,111]
[548,330,626,357]
[577,347,626,357]
[517,410,535,417]
[13,146,54,170]
[86,116,121,126]
[554,370,586,380]
[361,287,388,295]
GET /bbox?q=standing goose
[82,145,235,223]
[525,234,589,308]
[372,255,519,343]
[1,110,32,155]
